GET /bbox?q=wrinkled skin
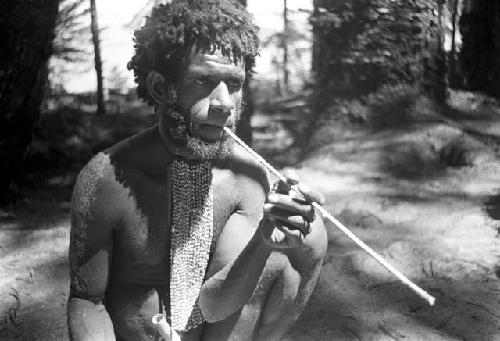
[67,47,327,341]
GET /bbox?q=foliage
[459,0,500,98]
[52,0,91,63]
[262,9,312,94]
[310,0,446,111]
[107,66,129,93]
[0,0,59,203]
[316,83,440,128]
[49,0,92,94]
[438,134,473,167]
[128,0,260,105]
[27,108,157,176]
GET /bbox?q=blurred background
[1,1,500,340]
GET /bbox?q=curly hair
[127,0,260,105]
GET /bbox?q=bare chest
[110,167,236,284]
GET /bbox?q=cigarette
[224,127,436,306]
[151,314,181,341]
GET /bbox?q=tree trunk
[283,0,290,94]
[449,0,461,87]
[311,0,446,107]
[235,0,254,145]
[90,0,105,115]
[0,0,59,203]
[422,0,447,103]
[459,0,500,98]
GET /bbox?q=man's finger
[267,228,288,248]
[274,179,290,195]
[283,169,299,186]
[265,195,315,218]
[273,170,300,195]
[264,204,315,223]
[272,219,304,239]
[272,216,311,235]
[294,183,325,205]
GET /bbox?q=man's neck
[158,120,195,160]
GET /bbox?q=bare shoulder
[71,126,161,221]
[72,152,114,206]
[105,126,167,173]
[223,142,270,194]
[71,152,120,221]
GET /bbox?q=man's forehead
[188,46,245,71]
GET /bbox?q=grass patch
[308,84,441,152]
[438,135,474,168]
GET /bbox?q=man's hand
[261,171,325,249]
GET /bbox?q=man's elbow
[199,295,230,323]
[198,289,244,323]
[199,304,223,323]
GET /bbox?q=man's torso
[92,126,267,340]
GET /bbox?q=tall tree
[50,0,91,92]
[235,0,255,145]
[283,0,290,94]
[311,0,446,110]
[262,4,309,96]
[0,0,59,203]
[53,0,90,63]
[448,0,461,86]
[90,0,105,115]
[459,0,500,97]
[422,0,446,102]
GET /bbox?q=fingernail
[319,194,326,205]
[285,170,299,183]
[268,194,278,202]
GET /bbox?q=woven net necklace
[158,120,216,332]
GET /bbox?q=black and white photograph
[0,0,499,340]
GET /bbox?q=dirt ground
[285,123,500,341]
[1,97,500,340]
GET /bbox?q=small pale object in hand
[152,314,182,341]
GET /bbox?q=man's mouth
[200,122,224,128]
[192,122,229,141]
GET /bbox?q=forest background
[1,0,500,340]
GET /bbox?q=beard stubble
[162,102,244,160]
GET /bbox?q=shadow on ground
[0,243,70,340]
[485,194,500,221]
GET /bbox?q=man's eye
[227,79,242,89]
[195,77,209,86]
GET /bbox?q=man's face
[176,47,246,142]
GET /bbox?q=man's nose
[209,81,233,113]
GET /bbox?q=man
[67,1,327,340]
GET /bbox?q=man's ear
[146,71,170,104]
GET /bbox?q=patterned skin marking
[69,152,110,298]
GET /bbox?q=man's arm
[198,162,272,322]
[198,163,327,323]
[67,153,120,341]
[255,216,327,341]
[255,175,328,340]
